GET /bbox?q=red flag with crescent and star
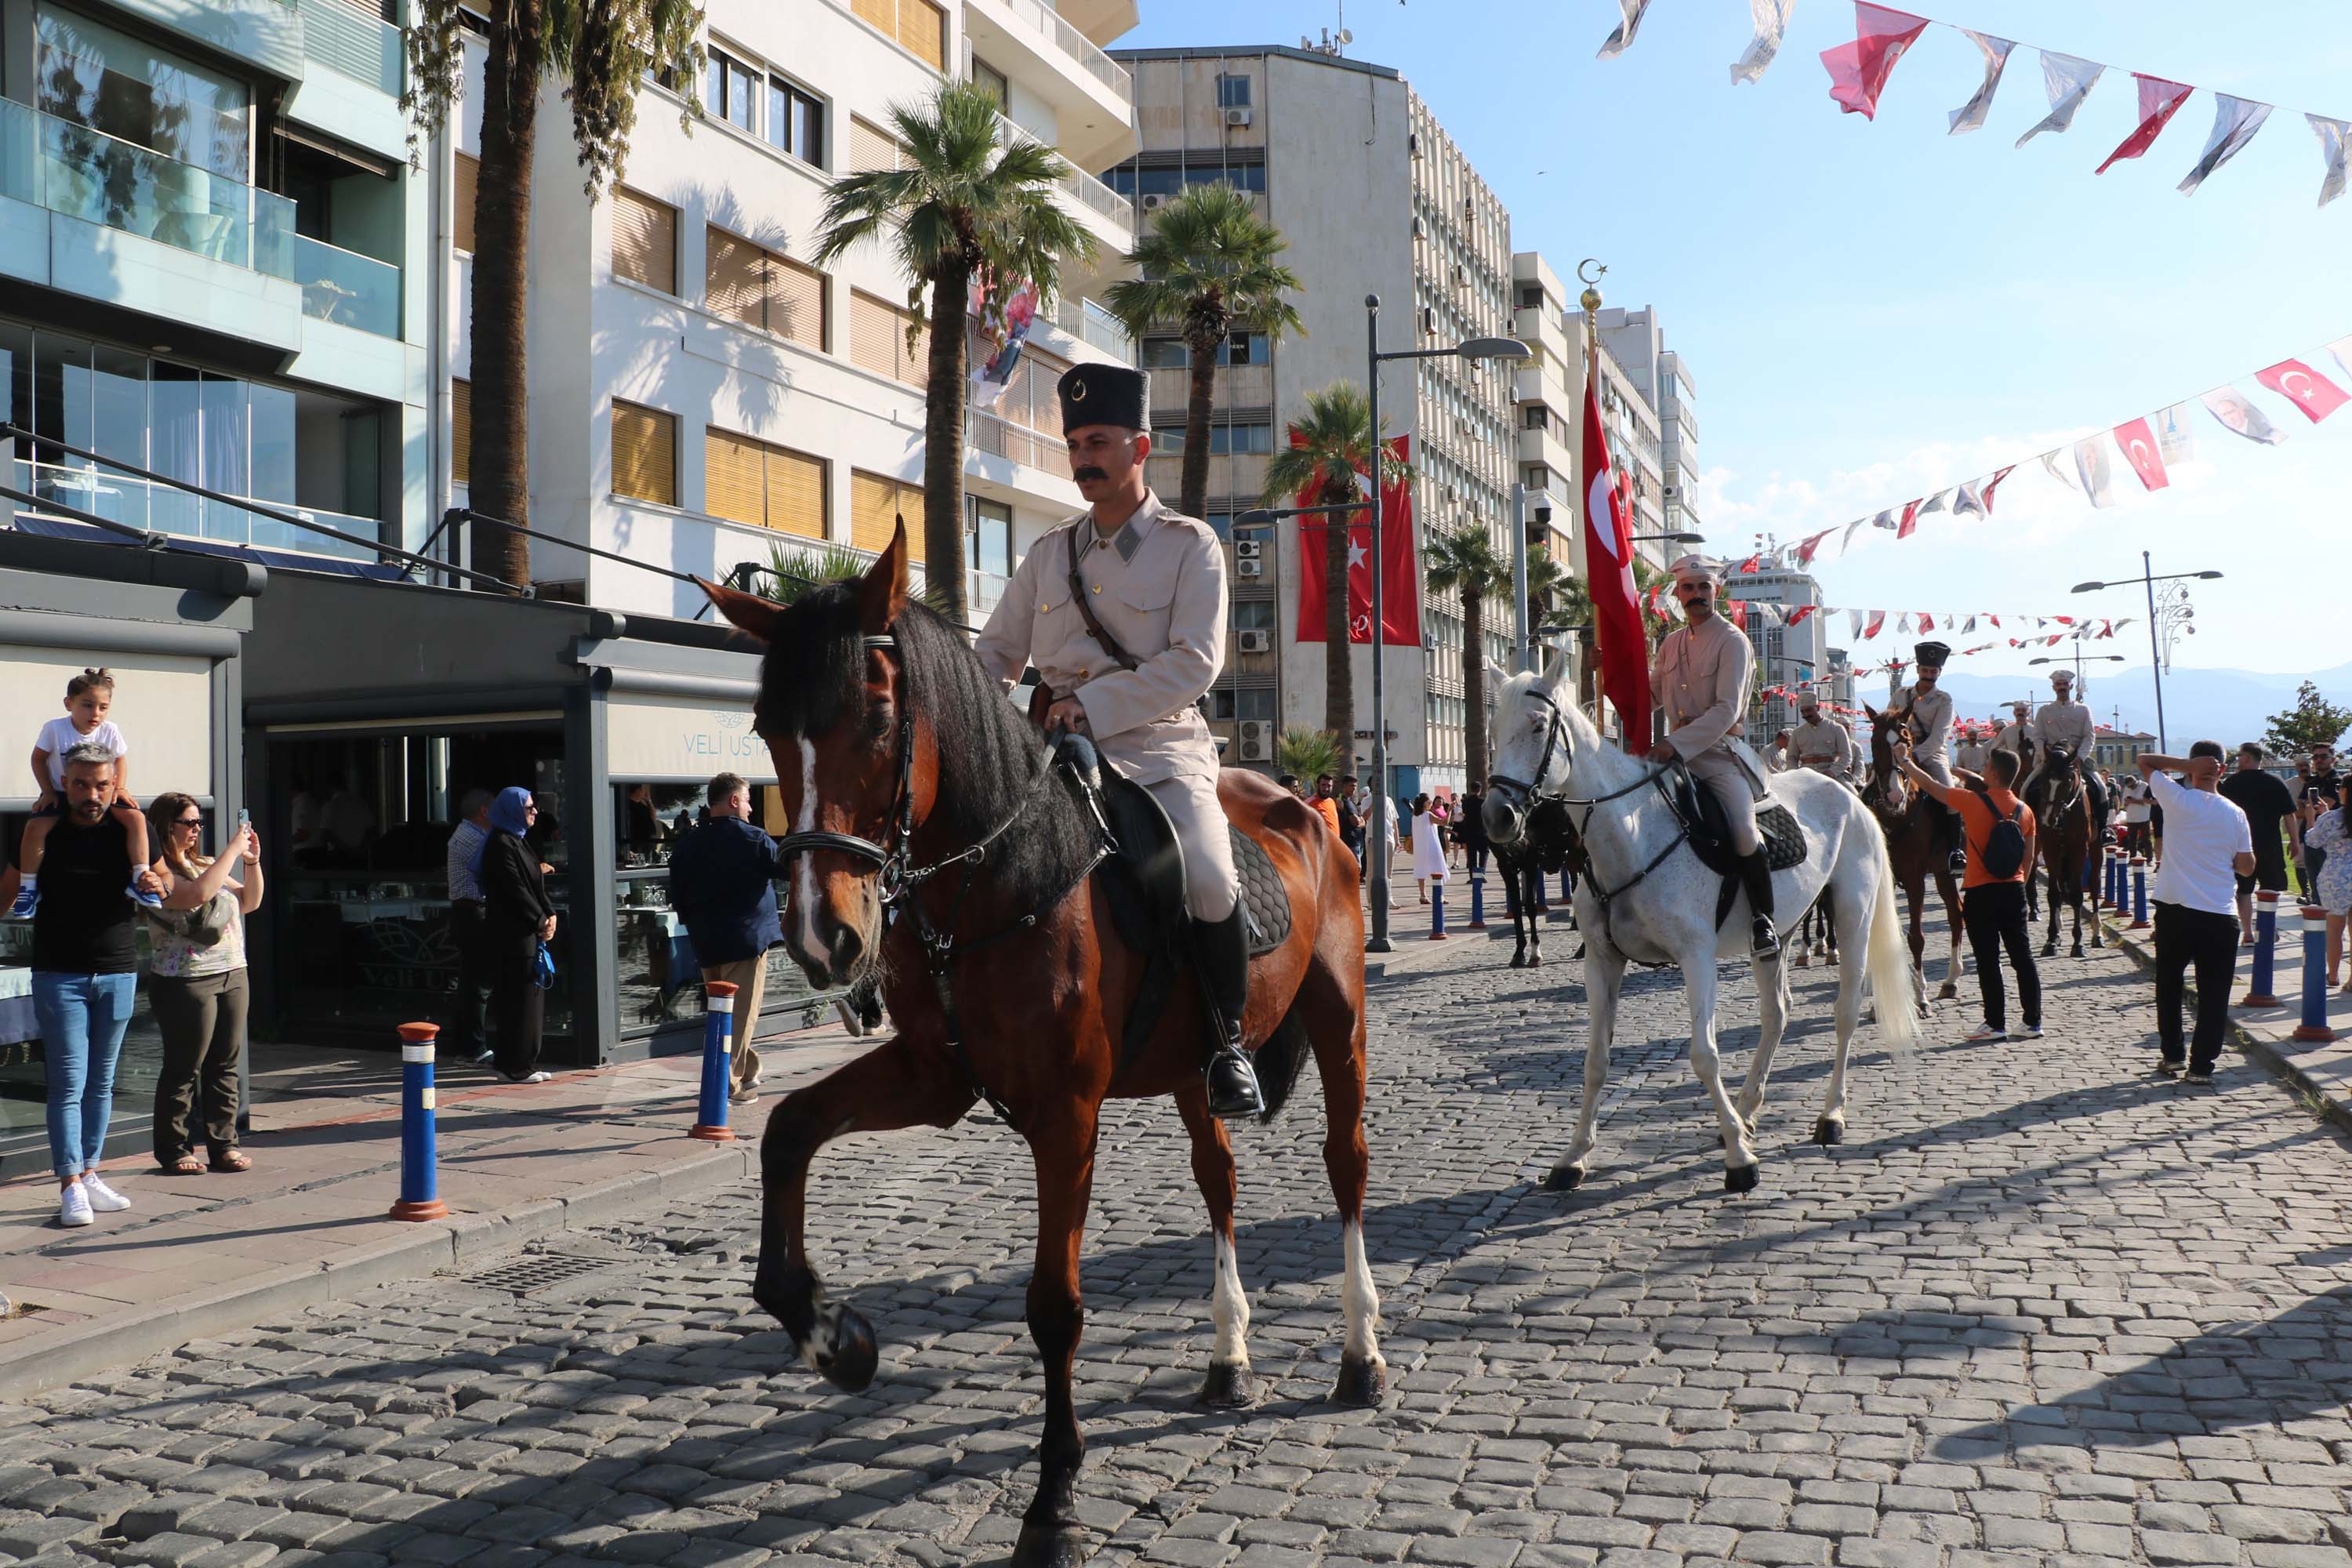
[2114,417,2169,490]
[1982,466,2016,513]
[1820,3,1931,120]
[2096,74,2194,174]
[1293,434,1421,645]
[2256,359,2350,423]
[1896,499,1922,539]
[1582,372,1652,753]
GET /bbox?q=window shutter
[765,445,826,539]
[850,470,903,554]
[895,0,945,68]
[851,291,899,380]
[851,0,892,32]
[768,256,826,350]
[452,152,478,254]
[702,427,765,526]
[848,115,903,174]
[451,379,471,485]
[612,188,677,293]
[612,402,677,505]
[705,227,767,330]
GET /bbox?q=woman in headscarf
[477,786,557,1083]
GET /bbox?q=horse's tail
[1865,838,1923,1057]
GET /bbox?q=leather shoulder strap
[1067,527,1142,673]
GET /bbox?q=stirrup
[1750,916,1781,960]
[1205,1045,1264,1119]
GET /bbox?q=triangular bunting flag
[1820,3,1930,121]
[1864,610,1886,640]
[1962,615,1977,633]
[2114,416,2169,490]
[1731,0,1796,85]
[1796,528,1836,566]
[2039,450,2078,490]
[1897,612,1914,635]
[1918,612,1935,632]
[1948,31,2015,135]
[1952,479,1986,518]
[1896,499,1922,539]
[2201,386,2288,445]
[2180,94,2273,194]
[2016,52,2104,147]
[2310,114,2352,208]
[2329,336,2352,385]
[1983,466,2015,511]
[2256,358,2350,423]
[2156,403,2197,466]
[1596,0,1653,60]
[1787,605,1817,625]
[2096,74,2193,174]
[1919,489,1951,516]
[1847,609,1864,638]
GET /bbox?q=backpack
[1980,797,2029,880]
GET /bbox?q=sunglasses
[173,815,203,828]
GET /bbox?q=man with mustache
[1892,641,1968,875]
[975,362,1260,1117]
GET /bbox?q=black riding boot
[1740,848,1780,960]
[1944,801,1969,875]
[1194,907,1264,1119]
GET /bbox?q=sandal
[210,1150,252,1174]
[161,1155,205,1176]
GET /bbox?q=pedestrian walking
[1335,775,1367,873]
[2136,743,2256,1084]
[2218,743,2296,944]
[477,786,557,1084]
[444,789,495,1065]
[1896,742,2041,1042]
[2120,778,2153,858]
[1459,781,1490,874]
[666,771,780,1104]
[1410,793,1449,904]
[144,797,262,1174]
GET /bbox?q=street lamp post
[2071,551,2223,753]
[1360,292,1529,953]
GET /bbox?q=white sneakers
[84,1175,131,1211]
[1963,1024,2006,1043]
[58,1182,93,1228]
[58,1174,131,1227]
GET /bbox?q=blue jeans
[34,971,139,1178]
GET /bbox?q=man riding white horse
[971,361,1261,1119]
[1791,695,1857,782]
[2016,667,2105,820]
[1890,641,1967,875]
[1653,554,1778,959]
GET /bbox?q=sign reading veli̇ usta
[604,695,777,784]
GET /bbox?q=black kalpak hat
[1913,641,1951,668]
[1058,362,1149,434]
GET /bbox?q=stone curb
[2096,908,2352,1145]
[0,1140,758,1403]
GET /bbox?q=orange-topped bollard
[390,1022,448,1221]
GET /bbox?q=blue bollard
[1428,881,1449,940]
[2105,849,2122,909]
[2241,890,2281,1007]
[2293,906,2339,1041]
[390,1022,447,1221]
[1467,871,1486,929]
[690,981,739,1142]
[2129,855,2150,929]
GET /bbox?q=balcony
[966,0,1136,170]
[967,406,1074,480]
[11,456,378,562]
[292,234,401,337]
[995,112,1134,252]
[1052,296,1134,362]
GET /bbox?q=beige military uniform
[1893,682,1956,786]
[2020,697,2097,799]
[975,492,1237,922]
[1955,738,1991,775]
[1994,714,2034,760]
[1792,716,1855,779]
[1652,610,1764,855]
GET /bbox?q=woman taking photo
[478,786,557,1083]
[1410,793,1451,905]
[145,796,261,1174]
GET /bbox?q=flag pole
[1578,260,1608,736]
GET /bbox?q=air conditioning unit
[1141,192,1168,212]
[1236,557,1262,579]
[1411,215,1426,239]
[1238,629,1272,654]
[1224,107,1252,128]
[1234,538,1262,560]
[1237,719,1274,761]
[1421,306,1437,335]
[1407,132,1421,158]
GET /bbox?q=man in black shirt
[4,744,165,1227]
[2297,744,2342,898]
[2219,743,2297,942]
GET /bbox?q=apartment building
[1728,563,1828,749]
[439,0,1144,619]
[1,0,428,562]
[1109,44,1516,796]
[1595,306,1700,542]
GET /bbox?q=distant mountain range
[1854,661,2352,751]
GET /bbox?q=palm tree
[1275,726,1341,782]
[1261,383,1406,764]
[814,80,1096,633]
[406,0,704,589]
[1422,526,1513,789]
[1101,183,1304,520]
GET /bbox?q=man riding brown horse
[972,363,1261,1119]
[1890,641,1967,876]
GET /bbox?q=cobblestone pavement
[3,927,2351,1568]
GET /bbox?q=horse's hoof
[2071,945,2085,959]
[1813,1116,1845,1145]
[1332,1353,1388,1407]
[1198,1359,1258,1408]
[1509,952,1527,969]
[805,1303,879,1393]
[1545,1161,1586,1191]
[1011,1522,1088,1568]
[2041,942,2056,958]
[1791,951,1809,969]
[1723,1163,1761,1194]
[1528,952,1544,968]
[1936,983,1958,1001]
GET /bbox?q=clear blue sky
[1122,1,2352,682]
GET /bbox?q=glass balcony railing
[0,96,304,281]
[9,457,378,563]
[1054,296,1135,363]
[994,0,1134,103]
[993,112,1135,235]
[292,234,401,337]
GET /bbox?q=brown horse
[2032,742,2103,958]
[1864,707,1965,1006]
[701,532,1381,1568]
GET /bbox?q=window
[971,57,1009,111]
[1518,285,1543,309]
[705,427,826,537]
[1104,160,1267,198]
[611,401,677,505]
[850,290,927,388]
[1151,423,1270,456]
[1215,74,1252,108]
[611,187,677,294]
[965,495,1011,580]
[1223,332,1269,367]
[705,47,756,132]
[706,227,826,350]
[851,0,944,68]
[452,153,479,253]
[451,379,470,485]
[1522,405,1548,433]
[764,76,823,166]
[850,469,920,554]
[36,8,250,180]
[1141,337,1186,369]
[1232,601,1276,631]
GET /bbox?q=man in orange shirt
[1310,774,1345,842]
[1896,740,2042,1044]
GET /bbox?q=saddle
[1664,754,1807,931]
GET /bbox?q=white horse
[1481,660,1922,1191]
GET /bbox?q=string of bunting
[1767,332,2352,571]
[1649,580,2136,646]
[1599,3,2352,207]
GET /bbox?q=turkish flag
[1795,528,1835,565]
[2096,74,2193,173]
[1728,600,1749,631]
[1981,465,2016,513]
[1786,604,1817,625]
[1583,374,1652,754]
[1864,610,1886,640]
[1896,499,1921,539]
[2256,358,2351,423]
[1918,612,1935,632]
[1736,554,1762,575]
[1294,435,1421,645]
[1820,2,1930,120]
[2114,417,2169,489]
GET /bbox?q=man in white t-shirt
[2137,741,2256,1083]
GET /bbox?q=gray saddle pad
[1757,804,1807,872]
[1230,826,1292,957]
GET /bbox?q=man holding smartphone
[2299,745,2341,898]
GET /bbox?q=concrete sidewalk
[0,1022,868,1401]
[2098,895,2352,1138]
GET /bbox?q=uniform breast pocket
[1116,583,1174,630]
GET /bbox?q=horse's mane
[755,586,1099,915]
